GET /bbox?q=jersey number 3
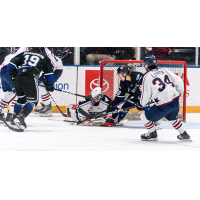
[153,75,174,92]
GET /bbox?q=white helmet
[90,87,104,104]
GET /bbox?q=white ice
[0,113,200,151]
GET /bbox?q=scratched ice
[0,113,200,151]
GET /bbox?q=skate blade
[180,139,193,142]
[40,114,53,117]
[141,138,158,141]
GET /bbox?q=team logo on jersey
[88,107,94,112]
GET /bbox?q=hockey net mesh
[98,60,186,121]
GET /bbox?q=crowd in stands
[0,47,199,66]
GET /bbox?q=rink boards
[0,65,200,113]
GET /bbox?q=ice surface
[0,113,200,151]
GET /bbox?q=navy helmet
[142,55,157,69]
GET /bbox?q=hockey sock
[41,93,51,105]
[22,102,36,117]
[169,119,185,134]
[144,121,156,133]
[0,91,16,111]
[0,99,8,111]
[39,85,51,105]
[14,103,23,115]
[10,99,17,114]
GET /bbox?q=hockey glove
[106,101,116,113]
[46,85,54,92]
[45,80,54,92]
[136,101,145,111]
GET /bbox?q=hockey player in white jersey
[137,55,191,141]
[0,47,29,122]
[34,47,63,117]
[67,87,119,126]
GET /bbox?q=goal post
[99,60,187,122]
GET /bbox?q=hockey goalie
[66,87,128,126]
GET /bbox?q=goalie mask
[117,64,132,76]
[90,87,104,105]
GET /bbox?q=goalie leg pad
[103,116,115,127]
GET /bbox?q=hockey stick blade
[0,116,24,132]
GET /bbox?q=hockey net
[99,60,187,122]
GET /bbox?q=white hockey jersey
[139,68,184,107]
[42,47,63,71]
[1,47,29,70]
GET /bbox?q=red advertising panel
[85,70,114,99]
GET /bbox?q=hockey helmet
[90,87,104,104]
[117,64,132,76]
[29,47,41,52]
[142,55,157,69]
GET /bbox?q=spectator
[85,47,116,65]
[143,47,173,60]
[115,47,136,60]
[0,47,11,64]
[50,47,73,65]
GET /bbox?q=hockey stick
[38,84,92,99]
[48,118,78,123]
[112,96,135,108]
[76,106,135,125]
[54,88,92,99]
[47,91,68,117]
[88,96,135,116]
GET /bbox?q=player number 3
[153,75,174,92]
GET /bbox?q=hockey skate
[117,111,129,126]
[0,112,5,123]
[14,112,27,130]
[39,104,53,117]
[34,103,45,114]
[6,112,12,122]
[177,131,192,142]
[141,130,158,141]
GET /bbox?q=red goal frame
[99,60,187,122]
